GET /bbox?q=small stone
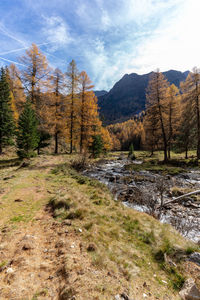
[6,267,14,274]
[87,243,96,252]
[14,199,23,202]
[22,242,34,250]
[143,293,148,298]
[61,220,71,226]
[55,241,64,248]
[143,282,147,288]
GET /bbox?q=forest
[0,43,200,162]
[0,43,112,159]
[108,69,200,162]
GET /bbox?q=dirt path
[0,156,121,300]
[0,207,95,299]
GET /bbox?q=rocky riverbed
[84,158,200,243]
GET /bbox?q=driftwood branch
[163,190,200,207]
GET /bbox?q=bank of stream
[85,158,200,243]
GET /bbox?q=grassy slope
[0,153,199,299]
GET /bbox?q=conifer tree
[19,44,50,105]
[0,67,15,154]
[79,71,94,153]
[7,64,26,117]
[101,127,113,152]
[90,135,103,158]
[165,84,180,159]
[37,129,51,155]
[17,101,39,158]
[145,71,170,161]
[50,68,66,154]
[175,96,194,159]
[181,68,200,159]
[66,60,80,153]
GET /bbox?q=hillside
[0,153,199,299]
[97,70,189,124]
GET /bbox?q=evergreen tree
[0,67,15,154]
[17,101,39,158]
[90,135,103,158]
[37,129,51,155]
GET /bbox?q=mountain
[98,70,189,124]
[94,90,108,97]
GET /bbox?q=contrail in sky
[0,42,56,56]
[0,56,25,66]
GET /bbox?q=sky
[0,0,200,90]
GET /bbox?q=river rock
[115,293,134,300]
[179,278,200,300]
[189,252,200,266]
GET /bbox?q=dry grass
[0,153,199,299]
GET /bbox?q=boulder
[189,252,200,266]
[179,278,200,300]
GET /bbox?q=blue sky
[0,0,200,90]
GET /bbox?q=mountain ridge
[96,69,189,124]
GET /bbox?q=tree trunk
[196,91,200,159]
[70,110,73,154]
[163,190,200,206]
[157,81,168,162]
[168,144,171,160]
[185,145,188,159]
[151,147,154,156]
[70,85,74,154]
[163,144,168,162]
[55,131,58,154]
[80,90,85,154]
[0,131,2,155]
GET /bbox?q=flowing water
[85,159,200,243]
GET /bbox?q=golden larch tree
[145,71,170,161]
[79,71,94,153]
[19,43,50,106]
[181,68,200,159]
[66,60,80,153]
[165,84,181,159]
[7,64,26,118]
[49,68,66,154]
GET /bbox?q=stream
[85,159,200,243]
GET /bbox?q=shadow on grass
[0,158,21,169]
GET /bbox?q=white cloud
[1,0,200,91]
[132,0,200,74]
[42,16,72,50]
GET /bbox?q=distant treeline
[108,69,200,161]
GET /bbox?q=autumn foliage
[0,43,112,157]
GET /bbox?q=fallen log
[162,190,200,207]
